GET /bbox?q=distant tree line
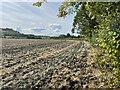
[1,28,42,39]
[50,33,83,39]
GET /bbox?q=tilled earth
[1,39,106,89]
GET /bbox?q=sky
[0,1,79,36]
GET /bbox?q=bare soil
[1,39,106,89]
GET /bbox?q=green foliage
[66,33,71,37]
[86,2,120,88]
[33,0,47,7]
[58,2,120,87]
[33,1,120,87]
[33,2,43,7]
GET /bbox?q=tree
[33,1,120,88]
[66,33,71,37]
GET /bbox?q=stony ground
[1,39,107,89]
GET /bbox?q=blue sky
[0,2,79,36]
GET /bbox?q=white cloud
[20,27,46,34]
[16,26,21,32]
[49,23,62,32]
[1,2,75,36]
[20,28,34,34]
[31,27,46,32]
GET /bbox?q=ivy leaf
[113,32,117,36]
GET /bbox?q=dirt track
[1,39,105,89]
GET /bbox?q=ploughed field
[1,39,103,89]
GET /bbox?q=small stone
[83,84,89,88]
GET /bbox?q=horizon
[1,27,79,37]
[0,2,79,36]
